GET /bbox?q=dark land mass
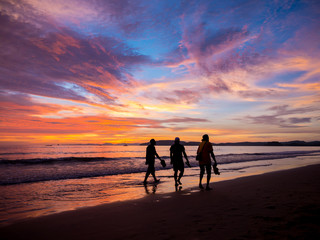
[60,140,320,147]
[140,140,320,146]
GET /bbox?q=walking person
[197,134,217,190]
[143,139,163,184]
[170,137,191,186]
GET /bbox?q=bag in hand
[213,164,220,175]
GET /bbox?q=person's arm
[197,145,200,154]
[170,150,173,164]
[210,151,217,166]
[183,150,190,167]
[155,151,162,161]
[145,147,150,165]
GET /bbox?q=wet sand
[1,164,319,240]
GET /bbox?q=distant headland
[58,140,320,146]
[139,140,320,146]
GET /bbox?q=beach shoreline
[1,164,319,239]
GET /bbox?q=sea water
[0,144,320,225]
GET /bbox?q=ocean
[1,144,320,225]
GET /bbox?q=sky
[0,0,319,145]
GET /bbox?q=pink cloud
[236,104,320,128]
[0,9,150,106]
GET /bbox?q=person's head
[202,134,209,141]
[150,139,156,145]
[174,137,180,144]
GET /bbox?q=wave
[0,168,148,185]
[0,150,144,157]
[1,150,319,185]
[221,163,273,172]
[212,150,320,164]
[1,150,319,165]
[0,156,146,165]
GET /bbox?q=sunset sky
[0,0,319,145]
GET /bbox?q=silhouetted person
[143,139,162,184]
[170,137,190,186]
[197,134,217,190]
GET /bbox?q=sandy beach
[1,164,319,240]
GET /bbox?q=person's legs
[205,164,212,190]
[149,165,159,182]
[177,167,184,185]
[199,165,205,189]
[144,165,157,183]
[173,163,179,185]
[151,171,158,182]
[174,169,178,185]
[144,166,151,183]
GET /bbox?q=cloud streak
[0,4,150,107]
[1,0,320,144]
[237,104,320,128]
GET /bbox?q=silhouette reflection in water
[144,182,158,194]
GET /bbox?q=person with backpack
[197,134,217,190]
